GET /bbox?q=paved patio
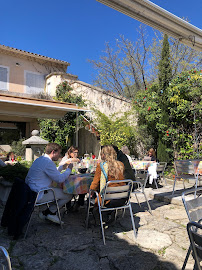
[0,180,198,270]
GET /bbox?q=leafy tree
[39,81,85,152]
[90,25,202,99]
[156,34,172,162]
[149,32,202,81]
[89,26,150,99]
[158,35,172,95]
[167,70,202,159]
[93,109,137,151]
[134,69,202,161]
[92,109,153,157]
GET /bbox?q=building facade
[0,44,132,156]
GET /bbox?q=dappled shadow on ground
[0,198,185,270]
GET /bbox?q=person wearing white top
[25,143,73,224]
[59,146,85,211]
[59,145,80,168]
[121,146,133,167]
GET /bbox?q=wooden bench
[172,160,201,195]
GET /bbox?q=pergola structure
[97,0,202,51]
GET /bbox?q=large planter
[0,177,12,205]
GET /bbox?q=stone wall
[45,73,132,117]
[77,128,100,157]
[69,80,131,117]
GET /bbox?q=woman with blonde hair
[90,145,125,223]
[147,148,156,161]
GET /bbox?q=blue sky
[1,0,202,84]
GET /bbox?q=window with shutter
[25,71,45,94]
[0,66,9,91]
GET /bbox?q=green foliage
[133,69,202,161]
[11,139,26,157]
[93,109,136,150]
[156,35,172,162]
[90,26,202,99]
[157,139,170,162]
[39,81,86,151]
[158,34,172,94]
[0,163,30,182]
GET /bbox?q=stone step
[147,178,197,206]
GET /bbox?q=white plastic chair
[0,246,12,270]
[86,179,137,245]
[24,188,63,239]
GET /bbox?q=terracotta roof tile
[0,44,70,65]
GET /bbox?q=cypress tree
[157,34,172,163]
[158,34,172,106]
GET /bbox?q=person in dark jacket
[148,148,156,161]
[112,145,135,181]
[1,177,37,239]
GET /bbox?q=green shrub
[157,139,170,163]
[11,139,26,157]
[0,163,30,183]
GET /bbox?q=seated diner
[144,148,156,161]
[145,148,158,188]
[59,145,85,211]
[59,146,80,168]
[90,145,125,224]
[25,143,73,224]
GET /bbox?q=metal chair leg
[122,208,126,218]
[55,199,63,228]
[182,245,191,270]
[142,191,152,214]
[163,175,167,186]
[99,209,106,245]
[0,246,12,270]
[24,210,34,239]
[49,189,63,228]
[183,179,186,190]
[115,209,118,221]
[24,188,62,238]
[172,177,177,195]
[134,193,141,207]
[154,178,158,189]
[194,177,199,198]
[85,194,91,228]
[129,203,137,239]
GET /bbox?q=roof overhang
[97,0,202,51]
[0,93,90,119]
[0,44,70,66]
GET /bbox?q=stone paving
[0,180,198,270]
